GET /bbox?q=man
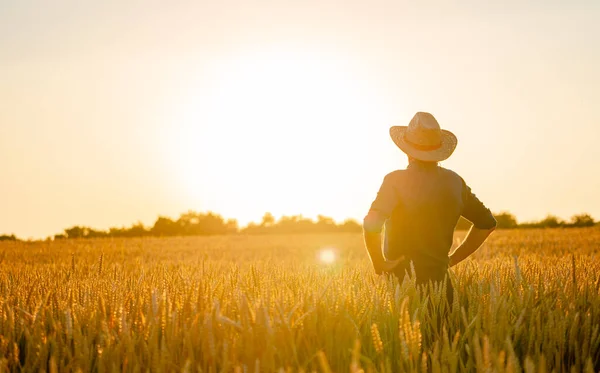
[363,112,496,301]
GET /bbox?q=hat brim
[389,126,457,162]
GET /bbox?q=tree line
[49,212,364,240]
[455,212,596,230]
[0,211,597,241]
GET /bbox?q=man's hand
[363,212,404,275]
[364,228,403,275]
[374,256,404,275]
[449,225,496,267]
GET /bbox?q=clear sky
[1,0,599,239]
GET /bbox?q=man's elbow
[490,216,498,230]
[487,217,497,232]
[483,220,497,234]
[473,216,497,233]
[362,219,379,234]
[362,213,384,234]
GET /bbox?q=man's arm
[363,226,386,273]
[363,173,403,274]
[363,220,402,274]
[449,225,495,267]
[450,178,497,267]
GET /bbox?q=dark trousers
[392,262,454,306]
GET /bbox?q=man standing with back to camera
[363,112,497,303]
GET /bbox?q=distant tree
[243,215,373,234]
[193,212,237,235]
[163,211,239,236]
[539,215,563,228]
[315,215,335,232]
[125,222,149,237]
[261,212,275,227]
[62,226,108,239]
[108,227,125,237]
[277,215,315,234]
[85,228,108,238]
[64,226,86,239]
[494,212,518,229]
[151,217,179,236]
[54,234,67,240]
[242,222,262,234]
[570,213,595,227]
[339,219,362,233]
[225,219,239,233]
[177,211,200,235]
[0,234,18,241]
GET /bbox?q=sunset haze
[1,0,599,239]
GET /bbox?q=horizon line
[1,209,597,241]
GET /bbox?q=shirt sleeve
[363,173,400,233]
[461,178,497,229]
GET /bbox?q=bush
[0,234,18,241]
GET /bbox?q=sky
[1,0,599,239]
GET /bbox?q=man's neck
[408,159,438,169]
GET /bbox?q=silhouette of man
[363,112,496,302]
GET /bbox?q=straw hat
[390,112,457,162]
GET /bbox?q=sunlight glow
[319,249,337,264]
[168,45,385,222]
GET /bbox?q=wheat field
[0,228,599,372]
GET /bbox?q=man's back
[365,160,496,278]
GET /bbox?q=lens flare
[319,249,336,264]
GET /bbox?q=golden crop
[0,228,599,372]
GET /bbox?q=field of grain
[0,228,599,372]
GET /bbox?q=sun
[167,45,384,223]
[319,249,337,264]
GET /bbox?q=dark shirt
[364,161,496,277]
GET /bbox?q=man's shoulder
[438,167,464,182]
[382,167,465,186]
[438,167,468,192]
[382,169,406,181]
[385,169,406,176]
